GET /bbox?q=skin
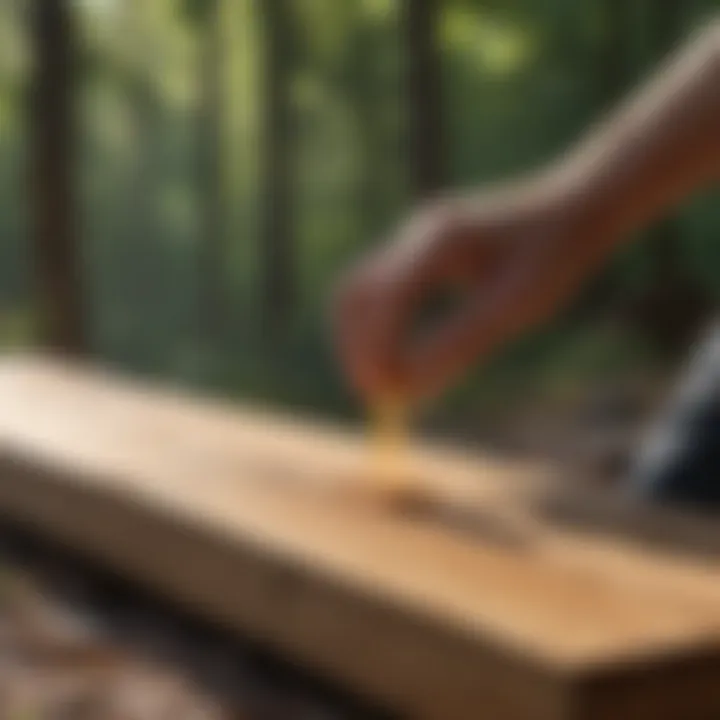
[334,21,720,403]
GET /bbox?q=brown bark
[351,15,380,239]
[257,0,296,339]
[646,0,683,285]
[402,0,444,200]
[197,0,225,339]
[597,0,633,109]
[29,0,86,355]
[643,0,711,355]
[624,0,712,357]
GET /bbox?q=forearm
[558,21,720,250]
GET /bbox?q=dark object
[630,320,720,511]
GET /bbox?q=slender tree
[635,0,711,355]
[180,0,226,344]
[28,0,86,354]
[257,0,296,340]
[196,0,225,339]
[402,0,444,200]
[349,8,381,239]
[578,0,634,316]
[597,0,633,110]
[645,0,683,287]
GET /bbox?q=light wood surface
[0,355,719,719]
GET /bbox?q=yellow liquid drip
[370,396,412,492]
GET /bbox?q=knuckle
[334,267,366,310]
[417,198,457,238]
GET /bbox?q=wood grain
[0,355,719,719]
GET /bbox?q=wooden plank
[0,355,719,719]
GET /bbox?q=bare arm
[559,20,720,249]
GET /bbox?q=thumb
[403,256,540,399]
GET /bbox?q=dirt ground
[0,566,237,720]
[0,541,381,720]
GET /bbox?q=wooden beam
[0,356,719,719]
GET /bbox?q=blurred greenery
[1,0,719,426]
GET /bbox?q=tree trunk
[197,0,225,341]
[402,0,444,201]
[597,0,633,110]
[603,0,713,358]
[578,0,633,316]
[646,0,683,286]
[28,0,86,355]
[257,0,295,340]
[350,11,387,240]
[637,0,711,357]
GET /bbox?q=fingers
[404,239,591,399]
[402,278,521,399]
[333,261,398,397]
[332,202,493,401]
[332,225,448,399]
[331,183,594,404]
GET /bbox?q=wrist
[544,153,626,252]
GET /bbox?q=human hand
[333,173,609,402]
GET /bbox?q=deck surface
[0,356,719,719]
